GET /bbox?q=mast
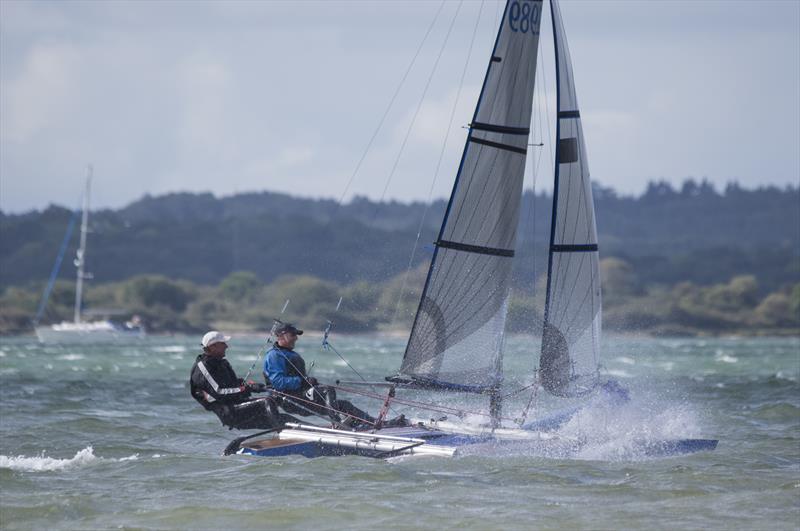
[73,166,92,324]
[393,0,544,406]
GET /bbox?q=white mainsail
[399,0,545,391]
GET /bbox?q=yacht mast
[74,166,92,324]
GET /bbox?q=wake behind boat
[226,0,717,460]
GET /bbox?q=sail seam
[469,136,527,155]
[435,239,514,257]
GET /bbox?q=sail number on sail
[508,0,542,35]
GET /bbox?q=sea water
[0,335,797,530]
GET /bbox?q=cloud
[2,44,79,143]
[392,84,480,149]
[0,0,797,213]
[243,146,315,181]
[175,55,234,152]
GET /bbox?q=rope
[325,340,402,418]
[270,389,377,428]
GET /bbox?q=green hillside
[1,180,798,335]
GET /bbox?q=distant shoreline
[6,329,798,340]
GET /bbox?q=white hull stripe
[197,362,243,395]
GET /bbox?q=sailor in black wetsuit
[190,330,289,430]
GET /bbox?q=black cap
[275,323,303,336]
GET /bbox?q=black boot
[382,414,409,428]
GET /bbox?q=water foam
[0,446,99,472]
[57,354,86,361]
[153,346,187,353]
[554,396,704,461]
[714,350,738,363]
[0,446,140,472]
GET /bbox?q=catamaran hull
[238,424,466,458]
[234,423,717,459]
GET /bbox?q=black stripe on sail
[470,122,530,135]
[491,56,502,62]
[558,110,580,119]
[436,239,514,257]
[551,244,598,252]
[470,136,527,155]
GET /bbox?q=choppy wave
[0,446,139,472]
[714,351,738,364]
[152,346,187,353]
[1,447,99,472]
[56,354,86,361]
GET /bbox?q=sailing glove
[246,381,268,392]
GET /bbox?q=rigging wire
[242,299,290,382]
[389,0,487,327]
[321,298,403,418]
[370,0,466,222]
[331,0,448,220]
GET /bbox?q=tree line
[0,179,797,335]
[1,262,797,336]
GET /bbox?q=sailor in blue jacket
[264,323,405,429]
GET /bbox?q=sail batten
[398,0,545,392]
[540,0,602,398]
[471,122,531,135]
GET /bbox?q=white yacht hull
[35,321,146,343]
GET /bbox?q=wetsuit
[263,344,375,427]
[190,353,283,430]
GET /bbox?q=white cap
[201,330,231,348]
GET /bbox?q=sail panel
[400,0,544,391]
[540,0,602,398]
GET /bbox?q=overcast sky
[1,0,798,213]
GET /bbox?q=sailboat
[232,0,716,458]
[34,168,146,343]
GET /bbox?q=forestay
[540,0,601,398]
[398,0,545,392]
